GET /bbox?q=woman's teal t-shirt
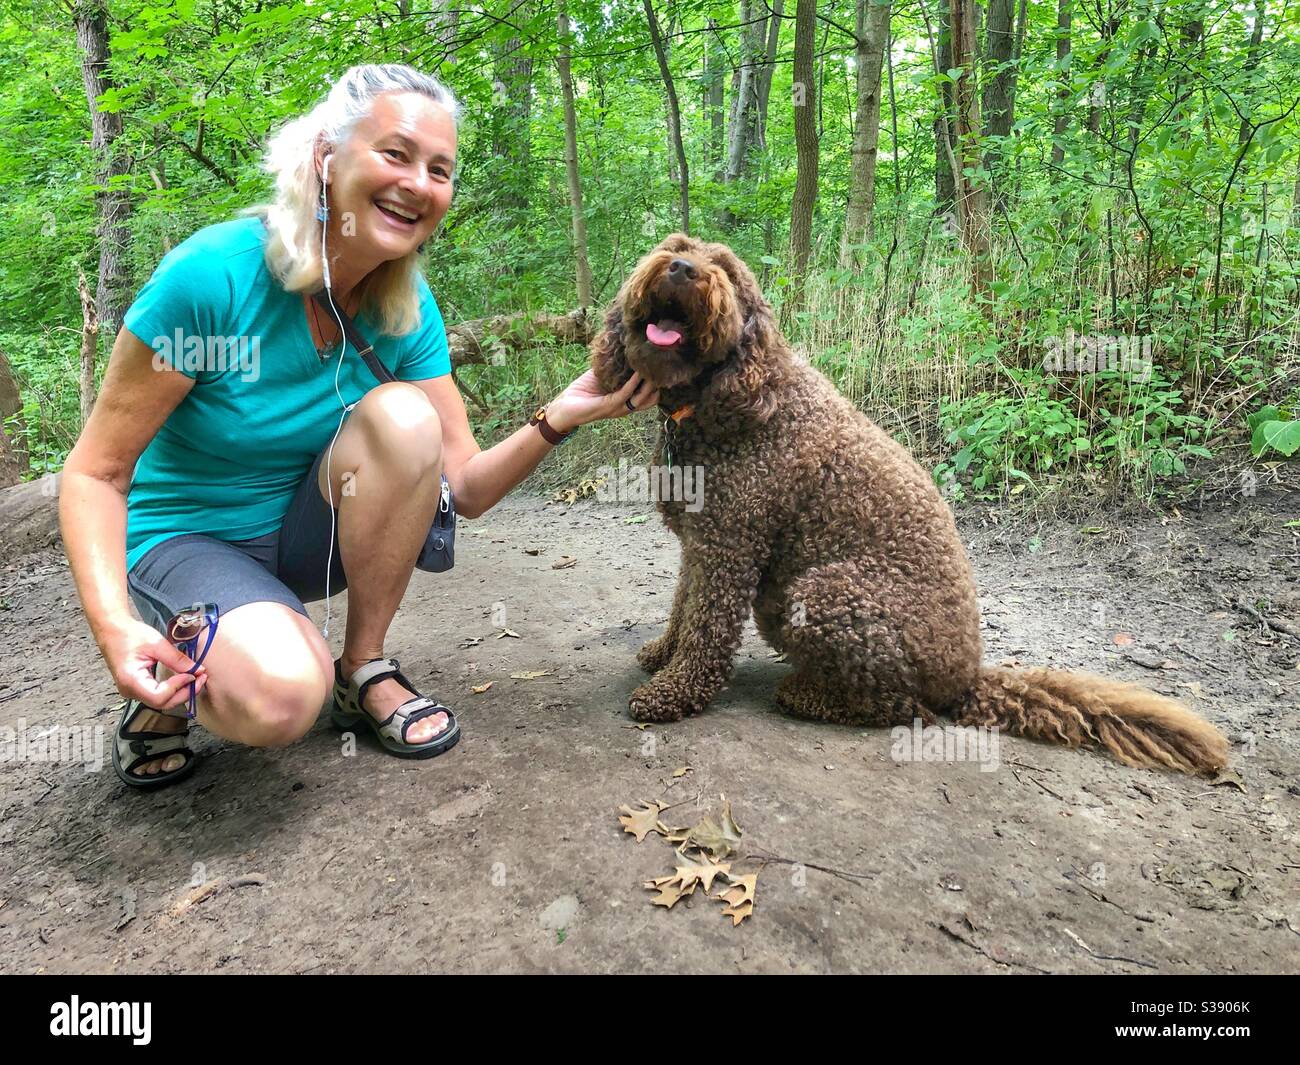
[122,215,452,572]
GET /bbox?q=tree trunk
[982,0,1015,179]
[951,0,992,293]
[74,1,132,338]
[1086,12,1121,137]
[788,0,819,290]
[491,12,534,216]
[1050,0,1072,166]
[933,0,956,211]
[428,0,460,61]
[78,270,99,425]
[839,0,892,268]
[724,0,763,185]
[556,3,593,308]
[644,0,690,233]
[706,19,726,178]
[754,0,785,150]
[1238,0,1266,146]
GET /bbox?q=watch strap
[531,407,572,446]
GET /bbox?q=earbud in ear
[317,154,332,223]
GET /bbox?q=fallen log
[447,308,595,368]
[0,475,61,555]
[0,346,26,488]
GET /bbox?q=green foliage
[1248,405,1300,459]
[936,389,1091,497]
[0,0,1296,502]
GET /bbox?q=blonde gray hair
[245,64,460,335]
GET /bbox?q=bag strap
[311,289,397,386]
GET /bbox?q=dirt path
[1,489,1297,973]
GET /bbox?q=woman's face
[322,91,457,267]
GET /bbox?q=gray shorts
[127,448,345,633]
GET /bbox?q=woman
[60,64,658,788]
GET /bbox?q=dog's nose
[668,257,697,282]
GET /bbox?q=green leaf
[1251,420,1300,458]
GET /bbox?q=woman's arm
[411,369,657,519]
[60,328,211,708]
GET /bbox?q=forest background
[1,0,1297,507]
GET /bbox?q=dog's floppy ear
[590,299,633,393]
[705,244,784,421]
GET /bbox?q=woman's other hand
[101,618,208,712]
[545,370,659,433]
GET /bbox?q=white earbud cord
[318,179,352,641]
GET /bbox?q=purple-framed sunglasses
[162,601,220,720]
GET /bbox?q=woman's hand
[100,618,208,712]
[546,370,660,434]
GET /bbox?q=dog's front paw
[629,679,694,723]
[636,635,677,674]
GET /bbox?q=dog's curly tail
[955,666,1228,775]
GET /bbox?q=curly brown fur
[593,234,1230,776]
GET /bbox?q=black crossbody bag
[312,291,456,573]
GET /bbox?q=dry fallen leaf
[715,872,757,926]
[495,628,521,640]
[510,669,553,680]
[618,800,667,843]
[1210,769,1246,793]
[470,682,493,695]
[672,766,692,779]
[552,556,578,570]
[671,800,743,860]
[644,853,733,908]
[645,877,696,908]
[1112,632,1135,647]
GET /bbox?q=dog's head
[591,234,786,420]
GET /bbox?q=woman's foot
[121,707,188,776]
[338,654,449,744]
[113,699,197,789]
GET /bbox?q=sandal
[112,699,197,789]
[331,657,460,759]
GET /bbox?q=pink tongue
[647,322,682,347]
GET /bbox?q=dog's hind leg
[776,670,935,727]
[775,560,958,727]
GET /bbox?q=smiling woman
[255,64,462,335]
[58,63,662,791]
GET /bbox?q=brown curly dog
[591,233,1228,775]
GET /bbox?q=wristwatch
[529,406,575,446]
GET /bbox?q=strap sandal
[111,698,197,789]
[330,657,460,760]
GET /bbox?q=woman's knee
[356,382,442,465]
[197,604,332,747]
[212,667,329,747]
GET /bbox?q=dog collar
[668,404,694,424]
